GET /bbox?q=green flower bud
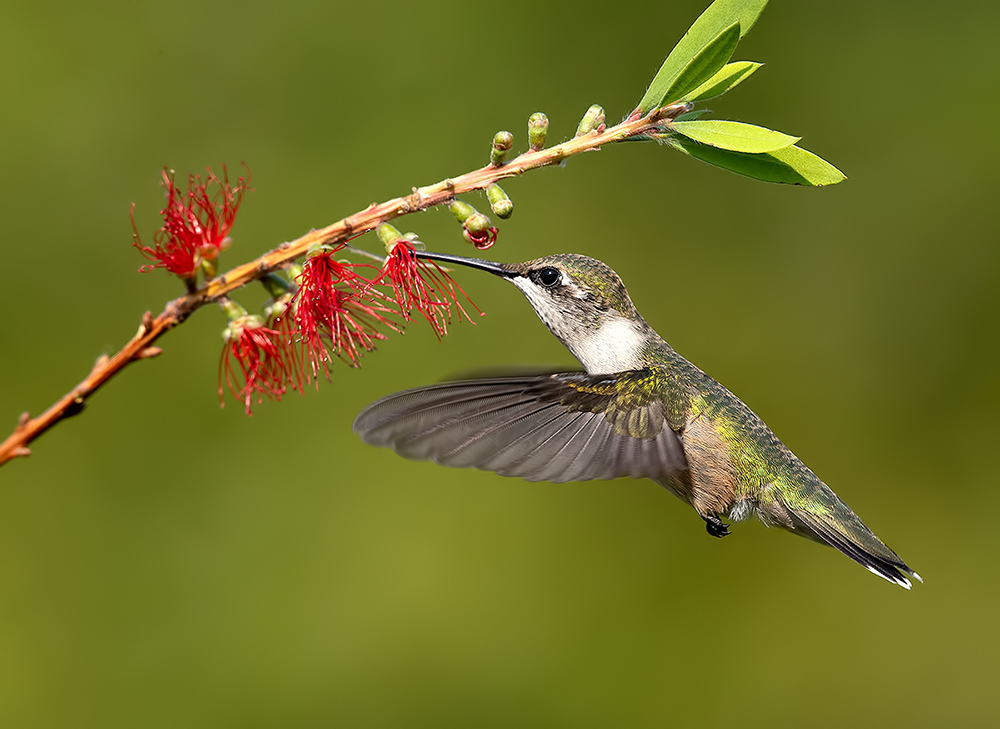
[528,112,549,151]
[377,223,403,253]
[449,199,476,224]
[200,257,218,280]
[260,272,292,299]
[487,183,513,219]
[490,130,514,166]
[220,298,249,323]
[575,104,605,137]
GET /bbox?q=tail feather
[786,507,921,589]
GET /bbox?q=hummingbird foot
[703,514,731,538]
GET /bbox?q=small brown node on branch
[17,412,30,428]
[138,346,163,359]
[92,354,110,371]
[142,311,155,331]
[12,447,31,459]
[65,397,86,418]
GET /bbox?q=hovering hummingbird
[354,251,920,589]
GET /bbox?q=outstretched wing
[353,370,687,482]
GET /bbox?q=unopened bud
[528,112,549,151]
[200,257,218,280]
[377,223,403,253]
[487,184,513,219]
[659,101,694,120]
[449,199,476,224]
[260,272,292,299]
[575,104,605,137]
[490,131,514,166]
[220,298,250,323]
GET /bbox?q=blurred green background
[2,0,997,726]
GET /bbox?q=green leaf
[683,61,762,102]
[670,120,799,153]
[659,22,741,107]
[666,136,846,186]
[635,0,769,114]
[673,109,714,122]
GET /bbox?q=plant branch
[0,106,682,468]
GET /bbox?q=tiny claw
[703,514,731,538]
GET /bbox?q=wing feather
[354,371,688,482]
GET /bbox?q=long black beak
[414,250,518,279]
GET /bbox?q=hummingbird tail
[780,505,922,590]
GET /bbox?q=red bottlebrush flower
[381,239,480,337]
[218,314,296,415]
[284,249,399,383]
[133,164,250,280]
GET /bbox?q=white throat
[568,317,647,374]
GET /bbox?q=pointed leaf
[683,61,762,102]
[635,0,769,114]
[667,136,846,186]
[671,120,799,153]
[660,22,741,107]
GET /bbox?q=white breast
[568,317,646,374]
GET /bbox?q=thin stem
[0,107,679,467]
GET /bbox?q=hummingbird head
[415,250,657,373]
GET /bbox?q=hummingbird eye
[536,267,562,287]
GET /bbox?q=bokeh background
[2,1,997,726]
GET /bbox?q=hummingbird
[354,251,921,589]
